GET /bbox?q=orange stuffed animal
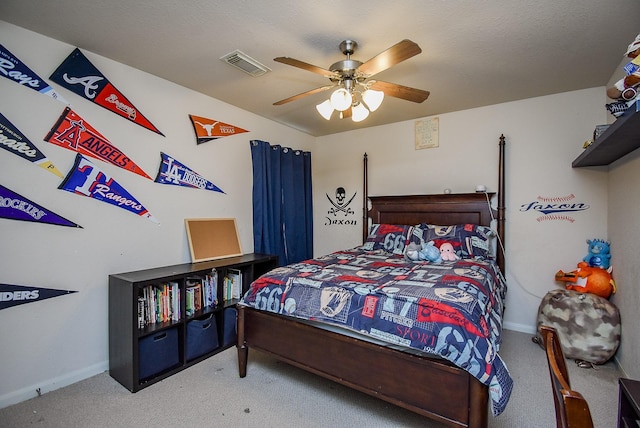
[555,262,616,299]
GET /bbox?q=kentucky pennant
[0,184,81,228]
[45,107,151,180]
[50,48,163,136]
[155,152,225,193]
[0,44,69,104]
[60,154,159,223]
[0,112,64,177]
[189,114,249,144]
[1,283,77,310]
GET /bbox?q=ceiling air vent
[220,50,270,77]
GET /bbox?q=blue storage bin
[186,314,219,361]
[139,327,179,380]
[223,307,238,347]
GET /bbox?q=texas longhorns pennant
[0,44,69,104]
[155,152,225,193]
[0,283,77,311]
[45,107,151,180]
[189,114,248,144]
[50,48,163,136]
[0,184,81,228]
[0,112,64,178]
[59,154,159,223]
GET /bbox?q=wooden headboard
[363,134,506,274]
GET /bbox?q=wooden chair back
[540,325,594,428]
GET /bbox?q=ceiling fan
[273,39,430,121]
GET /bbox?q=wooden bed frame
[237,135,506,428]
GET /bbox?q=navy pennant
[0,283,77,310]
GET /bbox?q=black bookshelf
[108,253,277,392]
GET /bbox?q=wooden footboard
[237,305,488,428]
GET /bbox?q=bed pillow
[363,224,413,255]
[409,223,494,259]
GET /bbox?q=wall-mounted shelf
[572,101,640,167]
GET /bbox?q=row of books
[185,271,218,317]
[137,282,180,328]
[137,269,241,328]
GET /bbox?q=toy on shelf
[555,261,616,299]
[583,238,611,269]
[606,33,640,117]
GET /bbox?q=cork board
[185,218,242,262]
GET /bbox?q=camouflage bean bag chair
[533,289,621,364]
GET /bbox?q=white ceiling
[1,1,639,137]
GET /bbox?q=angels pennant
[50,48,163,136]
[0,283,77,311]
[0,112,64,177]
[45,107,151,179]
[155,152,224,193]
[60,154,159,224]
[189,114,249,144]
[0,44,69,104]
[0,184,81,228]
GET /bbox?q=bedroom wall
[0,21,314,407]
[312,87,610,336]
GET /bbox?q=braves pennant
[189,114,249,144]
[0,184,81,227]
[0,112,64,177]
[60,154,159,223]
[50,48,163,136]
[0,44,69,104]
[45,107,151,179]
[1,283,77,310]
[155,152,225,193]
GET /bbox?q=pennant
[1,283,77,310]
[60,154,159,223]
[0,112,64,177]
[155,152,225,193]
[189,114,249,144]
[45,107,151,180]
[0,184,81,228]
[0,44,69,104]
[50,48,163,136]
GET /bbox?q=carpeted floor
[0,329,622,427]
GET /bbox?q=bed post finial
[363,153,368,243]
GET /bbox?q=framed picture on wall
[415,117,439,150]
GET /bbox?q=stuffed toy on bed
[405,241,442,263]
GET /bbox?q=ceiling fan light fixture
[330,88,352,111]
[362,89,384,112]
[351,102,370,122]
[316,99,334,120]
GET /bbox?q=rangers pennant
[189,114,249,144]
[0,112,63,177]
[45,107,151,180]
[50,48,163,136]
[60,154,159,223]
[0,44,69,104]
[155,152,224,193]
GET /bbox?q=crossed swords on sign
[326,192,356,216]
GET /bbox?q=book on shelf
[186,277,203,317]
[203,269,218,308]
[223,268,242,301]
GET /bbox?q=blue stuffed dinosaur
[583,238,611,270]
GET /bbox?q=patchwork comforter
[239,247,513,415]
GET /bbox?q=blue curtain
[250,140,313,266]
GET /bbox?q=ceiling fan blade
[369,80,430,103]
[357,39,422,77]
[274,57,336,78]
[273,85,334,105]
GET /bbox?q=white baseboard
[0,360,108,409]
